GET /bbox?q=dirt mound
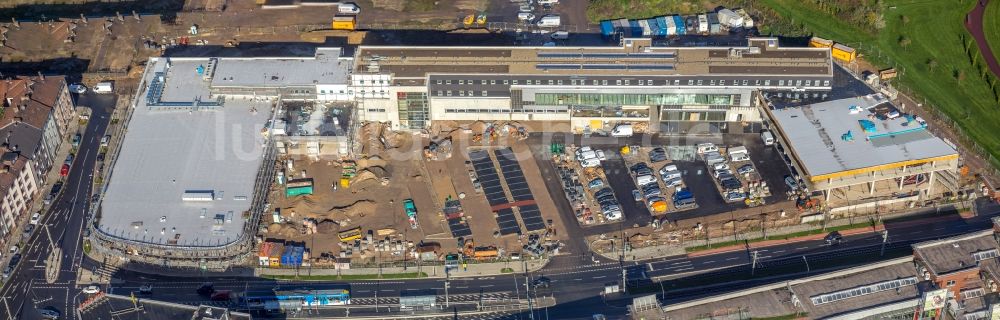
[316,219,340,234]
[267,223,300,238]
[329,199,377,218]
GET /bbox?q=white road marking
[592,275,606,279]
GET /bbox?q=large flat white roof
[210,48,350,88]
[98,57,271,247]
[771,95,957,178]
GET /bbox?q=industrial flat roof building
[763,94,959,206]
[92,49,352,267]
[352,38,834,133]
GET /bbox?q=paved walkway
[255,258,548,279]
[966,0,1000,78]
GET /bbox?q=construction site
[261,120,567,268]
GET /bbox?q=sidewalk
[596,201,971,262]
[255,258,549,279]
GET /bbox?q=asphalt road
[0,93,115,320]
[94,202,1000,319]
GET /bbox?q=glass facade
[661,110,726,121]
[397,92,429,129]
[535,93,737,106]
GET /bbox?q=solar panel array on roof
[518,205,546,231]
[629,65,675,70]
[494,148,533,202]
[536,64,581,70]
[537,53,677,59]
[447,217,472,237]
[582,64,628,70]
[470,150,508,206]
[496,208,521,235]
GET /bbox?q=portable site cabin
[685,16,698,34]
[662,16,676,36]
[629,20,641,37]
[832,43,857,63]
[286,178,314,197]
[697,14,708,33]
[600,20,614,37]
[673,15,686,35]
[707,13,721,34]
[717,8,744,28]
[639,19,651,37]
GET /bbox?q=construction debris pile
[424,137,453,160]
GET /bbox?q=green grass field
[985,0,1000,63]
[761,0,1000,168]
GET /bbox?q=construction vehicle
[796,196,817,211]
[550,143,565,154]
[403,199,418,229]
[463,15,475,27]
[340,160,356,188]
[476,14,487,26]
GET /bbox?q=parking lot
[536,133,795,224]
[553,146,623,226]
[619,146,698,216]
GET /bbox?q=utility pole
[750,250,759,275]
[444,269,450,309]
[880,230,889,256]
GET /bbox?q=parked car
[96,153,105,162]
[50,181,63,196]
[72,133,81,147]
[725,191,746,202]
[30,212,40,225]
[587,178,604,189]
[636,174,656,186]
[664,177,683,188]
[9,246,18,255]
[595,187,614,199]
[737,164,755,175]
[2,265,12,278]
[580,158,601,168]
[82,285,101,294]
[632,190,642,201]
[68,83,87,94]
[649,148,668,162]
[658,164,678,176]
[784,175,799,190]
[518,12,536,21]
[824,231,843,245]
[713,169,732,179]
[65,154,74,164]
[100,135,111,147]
[23,224,35,236]
[139,284,153,294]
[629,162,649,174]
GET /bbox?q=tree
[898,36,911,50]
[926,58,938,72]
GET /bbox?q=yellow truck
[831,43,857,63]
[338,226,362,242]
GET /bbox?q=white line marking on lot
[795,247,808,250]
[573,278,582,281]
[772,250,785,253]
[675,267,693,272]
[481,285,493,288]
[702,260,715,264]
[592,275,606,279]
[671,261,692,266]
[726,257,739,261]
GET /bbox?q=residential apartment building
[0,75,75,243]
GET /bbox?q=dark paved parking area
[601,154,653,228]
[529,133,794,230]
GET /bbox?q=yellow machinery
[463,15,475,27]
[831,43,857,63]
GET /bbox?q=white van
[728,146,749,162]
[576,150,597,161]
[550,31,570,40]
[93,81,114,94]
[660,171,681,181]
[636,175,656,186]
[518,12,535,21]
[696,143,718,154]
[611,124,633,137]
[338,3,360,14]
[536,15,561,27]
[761,131,775,146]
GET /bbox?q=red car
[210,290,233,301]
[60,164,69,177]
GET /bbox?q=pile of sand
[328,199,377,218]
[267,223,300,238]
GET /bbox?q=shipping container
[281,246,305,266]
[809,37,834,48]
[832,43,857,63]
[286,178,314,188]
[332,16,356,30]
[339,226,362,242]
[268,243,285,267]
[651,18,665,36]
[673,15,686,35]
[735,8,754,28]
[286,186,313,197]
[600,20,614,37]
[629,20,641,37]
